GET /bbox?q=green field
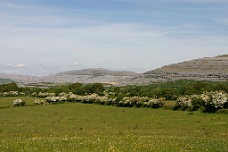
[0,97,228,152]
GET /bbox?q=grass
[0,97,228,151]
[0,97,38,109]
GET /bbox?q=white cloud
[5,63,27,68]
[71,62,80,66]
[0,1,227,76]
[15,64,27,68]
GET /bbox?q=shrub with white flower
[13,99,25,106]
[174,96,192,110]
[107,97,117,105]
[9,91,18,96]
[95,96,109,104]
[139,96,149,102]
[144,98,165,108]
[61,96,68,101]
[175,91,228,112]
[118,97,132,107]
[38,92,55,98]
[45,96,59,103]
[34,99,44,105]
[67,93,75,101]
[58,92,67,96]
[67,93,82,102]
[134,97,144,107]
[204,91,228,111]
[31,92,37,97]
[200,93,211,103]
[3,92,9,97]
[38,92,46,97]
[83,93,99,103]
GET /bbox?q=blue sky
[0,0,228,76]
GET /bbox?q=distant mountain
[57,68,111,76]
[130,54,228,84]
[1,55,228,86]
[0,78,14,84]
[42,68,139,85]
[0,68,139,86]
[56,68,137,76]
[0,73,39,84]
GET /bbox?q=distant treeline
[0,82,18,92]
[112,80,228,100]
[2,80,228,100]
[18,83,105,96]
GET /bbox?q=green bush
[217,109,228,114]
[191,96,204,111]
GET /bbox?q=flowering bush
[13,99,25,106]
[175,91,228,112]
[95,96,108,105]
[118,97,132,107]
[34,99,44,105]
[107,97,117,105]
[174,96,192,110]
[42,92,166,108]
[118,96,150,107]
[46,96,57,103]
[144,98,165,108]
[38,92,55,98]
[203,91,228,112]
[83,93,98,104]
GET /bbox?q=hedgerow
[174,91,228,112]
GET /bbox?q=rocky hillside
[56,68,137,77]
[0,73,40,84]
[130,54,228,84]
[42,68,138,85]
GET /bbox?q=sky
[0,0,228,76]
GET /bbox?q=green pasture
[0,97,227,152]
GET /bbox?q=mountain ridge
[1,54,228,86]
[0,68,139,86]
[129,54,228,84]
[56,68,137,76]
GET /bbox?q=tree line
[1,80,228,100]
[0,82,18,92]
[108,80,228,100]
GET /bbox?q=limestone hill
[130,54,228,84]
[1,55,228,86]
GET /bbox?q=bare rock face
[137,54,228,83]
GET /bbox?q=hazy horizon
[0,0,228,76]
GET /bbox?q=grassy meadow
[0,97,228,152]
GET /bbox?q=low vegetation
[0,80,228,151]
[0,97,228,151]
[1,80,228,112]
[175,91,228,112]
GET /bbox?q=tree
[0,82,18,92]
